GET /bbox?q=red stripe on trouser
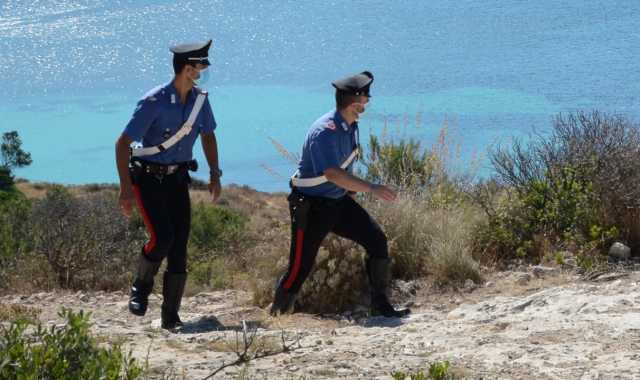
[132,185,157,254]
[283,228,305,290]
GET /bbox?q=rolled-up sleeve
[309,129,341,175]
[199,97,217,135]
[123,98,158,141]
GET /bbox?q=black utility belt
[130,158,198,176]
[289,190,345,206]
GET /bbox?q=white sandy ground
[2,268,640,379]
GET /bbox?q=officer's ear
[177,63,194,77]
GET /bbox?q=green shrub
[361,126,481,286]
[0,131,32,192]
[0,166,13,191]
[0,193,31,288]
[189,202,248,255]
[186,203,250,291]
[30,186,145,289]
[473,166,612,262]
[479,111,630,263]
[364,134,437,189]
[0,303,40,325]
[0,308,143,379]
[392,360,455,380]
[368,194,431,279]
[427,361,455,380]
[367,194,482,287]
[189,258,230,290]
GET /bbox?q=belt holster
[288,191,311,230]
[128,158,198,184]
[128,160,143,185]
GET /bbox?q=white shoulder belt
[290,148,359,188]
[132,92,207,157]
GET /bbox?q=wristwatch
[210,167,223,178]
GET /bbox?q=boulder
[608,242,631,261]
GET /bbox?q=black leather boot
[366,258,411,318]
[161,272,187,330]
[269,277,298,316]
[128,255,161,316]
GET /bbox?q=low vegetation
[392,360,456,380]
[1,110,638,307]
[0,308,143,379]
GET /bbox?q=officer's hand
[209,176,222,203]
[119,185,135,217]
[371,184,397,202]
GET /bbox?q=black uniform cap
[170,39,212,66]
[331,71,374,97]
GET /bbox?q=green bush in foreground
[392,360,456,380]
[0,308,143,380]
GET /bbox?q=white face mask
[352,101,368,121]
[189,66,210,86]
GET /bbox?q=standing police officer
[115,40,223,330]
[270,71,410,318]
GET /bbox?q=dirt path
[2,268,639,379]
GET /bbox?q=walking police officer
[115,39,222,329]
[270,71,410,318]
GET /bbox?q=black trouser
[279,191,388,294]
[131,170,191,273]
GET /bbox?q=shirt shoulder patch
[325,120,337,130]
[141,84,164,102]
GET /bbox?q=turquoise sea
[1,1,639,191]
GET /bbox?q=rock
[531,266,558,278]
[463,279,476,292]
[395,280,419,297]
[484,281,495,288]
[564,257,577,267]
[512,272,531,285]
[33,292,47,300]
[593,272,628,283]
[309,365,336,376]
[609,242,631,261]
[337,368,352,375]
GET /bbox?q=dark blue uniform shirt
[123,81,216,164]
[296,110,358,199]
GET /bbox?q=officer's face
[350,96,370,120]
[186,63,207,80]
[185,63,210,86]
